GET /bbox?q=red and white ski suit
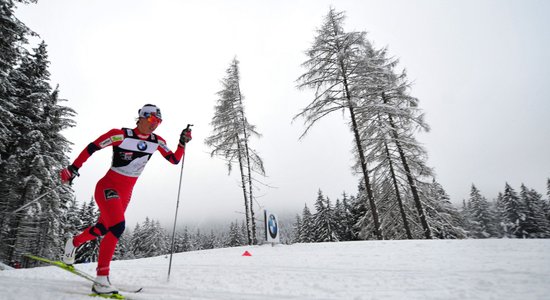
[71,127,184,276]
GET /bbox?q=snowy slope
[1,239,549,300]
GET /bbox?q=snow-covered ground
[1,239,549,300]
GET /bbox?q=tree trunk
[235,140,252,245]
[383,137,413,239]
[327,14,382,239]
[336,61,382,239]
[382,93,432,239]
[347,103,382,240]
[237,88,257,245]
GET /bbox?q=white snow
[1,239,549,300]
[0,262,14,271]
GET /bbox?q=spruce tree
[139,219,167,257]
[75,199,99,263]
[342,194,358,241]
[520,184,550,238]
[226,221,243,247]
[182,227,192,252]
[312,191,338,242]
[466,185,497,238]
[299,204,314,243]
[291,214,302,243]
[333,198,347,241]
[130,222,145,258]
[500,183,526,238]
[545,178,550,224]
[0,0,31,161]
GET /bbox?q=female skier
[59,104,192,294]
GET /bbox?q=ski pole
[10,184,63,215]
[167,124,193,282]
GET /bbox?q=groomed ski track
[1,239,549,300]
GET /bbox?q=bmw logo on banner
[264,209,280,243]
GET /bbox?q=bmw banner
[264,209,280,244]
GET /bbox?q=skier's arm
[60,129,124,184]
[72,128,124,169]
[157,136,185,165]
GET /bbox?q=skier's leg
[64,178,109,264]
[91,183,128,294]
[94,184,129,276]
[73,177,112,247]
[64,220,107,264]
[96,221,125,276]
[73,220,108,246]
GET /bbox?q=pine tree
[193,229,205,251]
[342,194,358,241]
[60,197,82,243]
[201,230,217,250]
[0,41,75,263]
[182,227,192,252]
[499,183,526,238]
[493,192,508,237]
[114,230,132,260]
[545,178,550,224]
[333,198,347,241]
[299,204,314,243]
[75,198,99,263]
[291,214,302,243]
[226,221,243,247]
[130,222,145,258]
[295,8,382,240]
[0,0,31,162]
[465,185,496,238]
[520,184,550,238]
[313,190,339,242]
[205,58,265,245]
[138,219,168,257]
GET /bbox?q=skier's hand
[179,127,192,145]
[60,165,79,185]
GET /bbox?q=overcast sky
[16,0,550,228]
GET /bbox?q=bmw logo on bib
[137,141,148,151]
[264,210,280,244]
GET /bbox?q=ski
[24,254,143,293]
[89,292,126,299]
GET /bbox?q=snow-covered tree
[205,57,265,245]
[299,204,315,243]
[75,198,99,263]
[498,183,526,238]
[312,191,338,242]
[291,214,302,243]
[464,185,497,238]
[520,184,550,238]
[419,181,465,239]
[176,227,192,253]
[0,0,31,160]
[545,179,550,224]
[226,221,244,247]
[295,8,382,240]
[114,230,132,260]
[0,2,75,264]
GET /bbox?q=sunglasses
[143,112,162,125]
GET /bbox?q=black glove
[179,127,192,145]
[60,164,79,184]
